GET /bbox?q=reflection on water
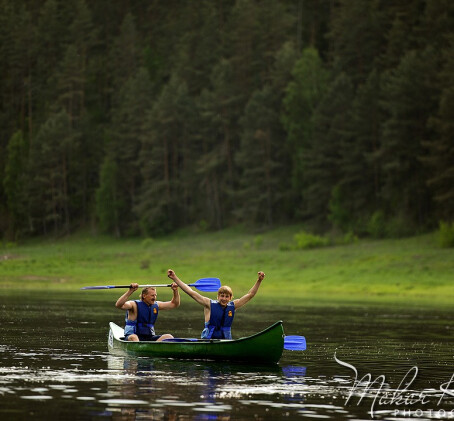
[0,291,453,420]
[101,354,308,420]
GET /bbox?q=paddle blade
[80,285,116,290]
[284,335,307,351]
[189,277,221,292]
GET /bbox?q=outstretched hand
[170,282,178,291]
[258,271,265,282]
[167,269,176,280]
[129,282,139,291]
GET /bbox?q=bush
[385,213,415,238]
[341,231,359,245]
[253,235,263,248]
[438,221,454,248]
[367,211,386,238]
[328,185,350,231]
[278,242,292,251]
[198,219,208,231]
[141,237,154,248]
[293,231,330,249]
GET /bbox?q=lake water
[0,292,453,420]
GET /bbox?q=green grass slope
[1,226,453,307]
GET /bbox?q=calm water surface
[0,292,453,420]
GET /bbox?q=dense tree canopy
[1,0,453,239]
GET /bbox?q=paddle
[164,334,307,348]
[284,335,307,351]
[80,277,221,292]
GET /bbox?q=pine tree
[328,0,385,86]
[380,0,427,70]
[170,0,224,96]
[56,45,84,126]
[28,110,79,235]
[235,42,297,227]
[136,75,194,235]
[195,59,243,229]
[67,0,97,122]
[96,157,121,236]
[3,131,28,238]
[335,69,382,232]
[423,36,454,221]
[34,0,68,119]
[106,67,154,235]
[282,47,330,216]
[379,47,441,232]
[109,13,140,94]
[305,73,355,228]
[236,85,288,226]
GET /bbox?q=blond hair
[218,285,233,298]
[140,287,156,300]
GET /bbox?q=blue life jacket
[124,300,158,337]
[201,300,235,339]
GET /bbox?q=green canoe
[108,321,285,364]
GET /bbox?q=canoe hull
[108,321,285,364]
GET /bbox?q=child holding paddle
[167,269,265,339]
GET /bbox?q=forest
[1,0,453,240]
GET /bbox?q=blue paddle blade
[189,277,221,292]
[284,335,307,351]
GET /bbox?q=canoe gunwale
[110,320,284,345]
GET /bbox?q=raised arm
[115,283,139,310]
[158,282,181,310]
[167,269,210,307]
[233,271,265,310]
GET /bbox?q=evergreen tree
[236,85,288,226]
[35,0,68,119]
[3,131,28,238]
[67,0,97,122]
[380,0,427,70]
[294,0,331,53]
[0,3,35,137]
[236,42,297,227]
[195,59,242,229]
[106,67,154,235]
[136,75,194,235]
[226,0,293,99]
[423,36,454,221]
[96,157,121,236]
[328,0,385,85]
[28,110,79,235]
[379,47,441,232]
[56,45,84,125]
[109,12,140,95]
[306,73,355,228]
[335,69,383,232]
[171,1,224,96]
[0,0,453,238]
[282,47,330,215]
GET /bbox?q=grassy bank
[1,226,453,307]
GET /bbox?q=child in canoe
[167,269,265,339]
